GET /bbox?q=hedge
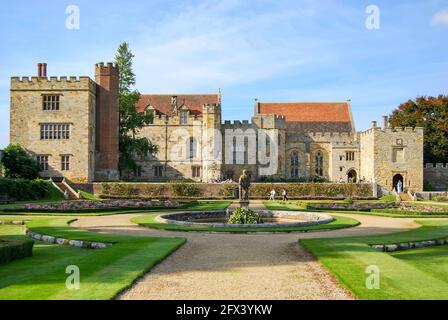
[0,178,53,201]
[249,183,373,199]
[0,239,34,264]
[97,182,374,200]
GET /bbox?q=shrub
[0,178,53,201]
[380,195,397,203]
[433,196,448,202]
[0,239,34,264]
[1,144,40,180]
[220,184,237,198]
[343,197,354,204]
[168,182,202,197]
[143,185,167,197]
[227,208,261,224]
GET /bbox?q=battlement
[222,120,255,129]
[360,126,424,137]
[425,163,448,169]
[11,75,95,92]
[95,62,118,69]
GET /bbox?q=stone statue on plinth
[238,169,251,209]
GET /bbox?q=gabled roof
[136,94,220,116]
[257,101,354,132]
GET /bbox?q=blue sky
[1,0,447,148]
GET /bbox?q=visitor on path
[397,180,403,194]
[269,189,276,200]
[282,189,288,201]
[339,177,344,183]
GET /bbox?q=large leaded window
[61,155,70,171]
[290,151,299,178]
[40,124,71,140]
[315,151,324,176]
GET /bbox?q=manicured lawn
[300,220,448,300]
[0,218,185,300]
[0,200,232,216]
[132,214,359,233]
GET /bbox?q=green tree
[1,144,40,179]
[389,95,448,163]
[115,42,157,176]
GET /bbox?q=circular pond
[156,210,334,229]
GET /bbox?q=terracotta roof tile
[136,94,219,116]
[258,102,353,132]
[258,102,351,122]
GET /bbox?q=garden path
[67,211,424,300]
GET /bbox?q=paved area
[67,206,425,300]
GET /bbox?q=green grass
[0,218,185,300]
[0,200,232,216]
[132,214,359,233]
[300,220,448,300]
[78,190,101,201]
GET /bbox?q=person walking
[269,189,276,200]
[282,189,288,201]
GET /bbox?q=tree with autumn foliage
[115,42,158,177]
[389,95,448,163]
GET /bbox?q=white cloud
[431,8,448,26]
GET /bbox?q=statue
[238,170,251,208]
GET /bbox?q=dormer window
[145,106,155,124]
[180,110,188,125]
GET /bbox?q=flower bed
[4,199,181,213]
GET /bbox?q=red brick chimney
[42,63,47,77]
[94,62,120,181]
[37,63,47,78]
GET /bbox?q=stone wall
[424,163,448,191]
[10,76,97,183]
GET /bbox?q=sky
[0,0,447,148]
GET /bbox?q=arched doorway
[347,169,357,183]
[393,174,404,192]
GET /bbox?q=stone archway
[393,174,404,192]
[347,169,357,183]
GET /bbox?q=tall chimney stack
[37,63,42,77]
[381,116,389,130]
[41,63,47,77]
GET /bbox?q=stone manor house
[10,62,433,192]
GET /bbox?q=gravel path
[1,209,433,300]
[68,211,424,300]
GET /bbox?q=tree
[389,95,448,163]
[114,42,158,176]
[1,144,40,179]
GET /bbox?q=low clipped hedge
[0,239,34,264]
[97,182,374,199]
[371,209,448,216]
[249,183,373,199]
[0,178,53,201]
